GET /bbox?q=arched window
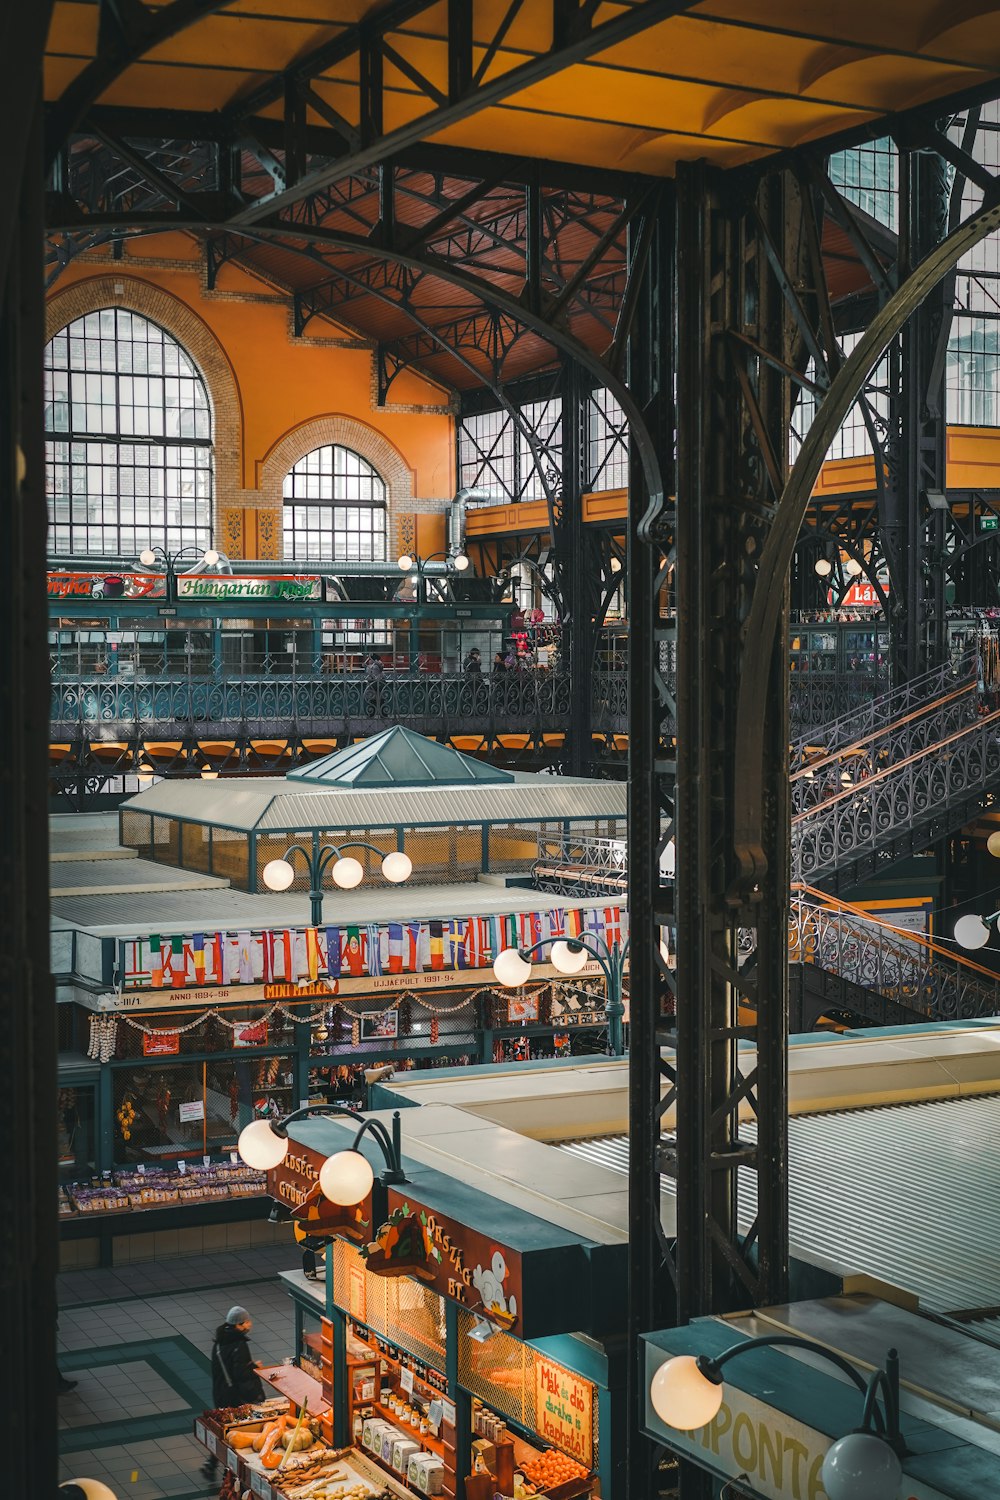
[282,444,387,561]
[45,308,213,557]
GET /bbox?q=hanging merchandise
[430,1016,440,1044]
[87,1014,118,1061]
[116,1093,137,1141]
[351,1018,361,1047]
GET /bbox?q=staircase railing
[792,707,1000,883]
[790,888,1000,1022]
[789,652,979,767]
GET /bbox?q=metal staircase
[792,680,1000,891]
[788,889,1000,1026]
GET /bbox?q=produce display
[519,1450,590,1491]
[60,1160,265,1213]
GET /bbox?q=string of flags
[119,906,627,993]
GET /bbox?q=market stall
[193,1116,622,1499]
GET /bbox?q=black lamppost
[493,933,629,1056]
[650,1334,907,1500]
[262,833,412,926]
[237,1102,407,1204]
[137,543,221,603]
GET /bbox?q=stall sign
[384,1188,523,1332]
[143,1031,179,1056]
[233,1020,268,1047]
[268,1146,372,1239]
[360,1010,398,1040]
[534,1357,594,1469]
[175,574,322,601]
[507,994,539,1023]
[48,571,165,600]
[552,1008,605,1029]
[179,1099,205,1123]
[348,1258,367,1321]
[647,1380,949,1500]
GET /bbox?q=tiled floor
[58,1244,299,1500]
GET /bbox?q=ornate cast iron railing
[790,896,1000,1022]
[792,708,1000,885]
[533,832,629,896]
[790,673,983,817]
[789,652,978,767]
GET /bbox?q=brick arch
[258,413,414,558]
[45,276,243,538]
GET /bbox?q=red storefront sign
[143,1031,180,1056]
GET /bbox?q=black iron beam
[225,0,704,226]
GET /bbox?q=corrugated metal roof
[122,776,627,832]
[50,858,228,897]
[288,727,514,787]
[51,882,612,939]
[560,1094,1000,1317]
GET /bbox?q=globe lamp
[453,553,470,571]
[649,1356,724,1431]
[381,851,413,884]
[238,1119,289,1171]
[332,856,364,889]
[815,558,833,577]
[203,549,220,567]
[139,548,156,568]
[493,947,532,986]
[988,830,1000,858]
[262,858,295,892]
[397,554,413,571]
[551,940,590,975]
[954,914,991,950]
[820,1432,903,1500]
[319,1149,375,1206]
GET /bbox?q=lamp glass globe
[62,1481,120,1500]
[203,548,220,567]
[238,1119,289,1171]
[332,855,364,889]
[262,858,295,892]
[820,1432,902,1500]
[649,1355,724,1431]
[551,940,590,975]
[987,829,1000,858]
[845,557,864,577]
[815,557,833,576]
[453,553,470,571]
[397,554,413,571]
[955,913,991,950]
[493,947,532,987]
[610,556,623,573]
[139,548,156,568]
[319,1149,375,1206]
[381,851,413,884]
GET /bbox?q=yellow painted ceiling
[45,0,1000,174]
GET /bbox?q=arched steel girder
[733,188,1000,897]
[45,0,241,170]
[224,228,572,577]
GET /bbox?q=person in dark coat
[200,1306,265,1482]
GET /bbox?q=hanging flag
[566,909,583,939]
[604,906,622,947]
[387,923,403,974]
[465,917,488,969]
[447,920,466,970]
[279,929,294,980]
[429,920,444,971]
[366,924,383,976]
[547,909,566,940]
[306,928,320,981]
[518,912,541,951]
[344,926,365,976]
[487,915,501,960]
[260,930,275,983]
[149,934,163,989]
[405,922,424,972]
[237,931,254,984]
[293,930,308,981]
[170,934,185,987]
[326,926,341,978]
[192,934,206,983]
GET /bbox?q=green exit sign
[981,515,999,531]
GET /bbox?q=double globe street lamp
[263,835,412,926]
[238,1103,407,1206]
[650,1336,907,1500]
[492,932,629,1056]
[137,543,223,603]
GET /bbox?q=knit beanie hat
[226,1306,250,1325]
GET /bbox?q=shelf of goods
[196,1402,409,1500]
[58,1160,265,1215]
[334,1322,594,1500]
